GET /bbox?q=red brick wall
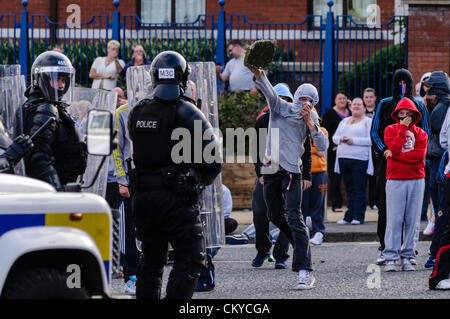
[0,0,137,22]
[407,4,450,84]
[377,0,395,24]
[206,0,307,23]
[2,0,397,24]
[1,0,50,17]
[55,0,137,22]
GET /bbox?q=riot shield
[125,62,225,248]
[0,65,27,175]
[188,62,225,248]
[68,87,117,197]
[126,64,152,108]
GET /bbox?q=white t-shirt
[332,116,374,175]
[223,55,255,92]
[90,57,125,91]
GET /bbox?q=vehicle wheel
[3,267,89,299]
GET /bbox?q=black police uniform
[128,51,221,299]
[21,51,87,190]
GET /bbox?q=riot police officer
[128,51,222,299]
[21,51,87,190]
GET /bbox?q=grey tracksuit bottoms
[383,178,425,261]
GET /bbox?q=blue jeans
[302,171,327,235]
[263,170,312,271]
[339,158,368,223]
[429,158,444,215]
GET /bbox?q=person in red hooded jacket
[383,97,428,272]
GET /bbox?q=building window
[140,0,206,23]
[312,0,377,24]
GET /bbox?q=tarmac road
[111,241,450,300]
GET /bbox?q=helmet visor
[33,66,75,103]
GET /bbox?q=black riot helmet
[30,51,75,103]
[150,51,190,101]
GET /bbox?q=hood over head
[391,97,422,127]
[291,83,319,113]
[273,83,294,102]
[422,71,450,102]
[392,68,414,98]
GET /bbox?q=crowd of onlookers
[78,39,450,291]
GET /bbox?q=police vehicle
[0,109,114,299]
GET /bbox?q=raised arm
[249,68,284,114]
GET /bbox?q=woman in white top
[332,97,373,225]
[89,40,125,91]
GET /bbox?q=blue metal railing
[334,14,408,101]
[1,0,408,115]
[120,14,216,64]
[28,14,111,87]
[226,14,324,100]
[0,14,18,65]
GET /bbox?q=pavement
[229,206,434,243]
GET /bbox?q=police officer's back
[127,51,221,299]
[21,51,87,190]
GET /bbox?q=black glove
[4,135,33,165]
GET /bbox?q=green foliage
[122,37,214,63]
[337,43,406,99]
[0,40,18,65]
[0,37,214,87]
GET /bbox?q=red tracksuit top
[384,97,428,180]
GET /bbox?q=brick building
[2,0,448,86]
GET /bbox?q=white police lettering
[159,68,175,79]
[136,120,158,129]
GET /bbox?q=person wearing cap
[302,108,329,245]
[249,66,328,290]
[383,97,428,272]
[333,97,373,225]
[415,72,432,103]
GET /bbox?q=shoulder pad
[35,102,58,118]
[177,100,206,122]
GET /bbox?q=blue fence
[0,0,407,115]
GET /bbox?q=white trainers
[310,232,324,245]
[125,275,137,295]
[436,279,450,290]
[385,260,397,272]
[401,259,415,271]
[376,252,386,265]
[297,270,315,290]
[350,220,361,225]
[337,220,350,225]
[423,220,435,236]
